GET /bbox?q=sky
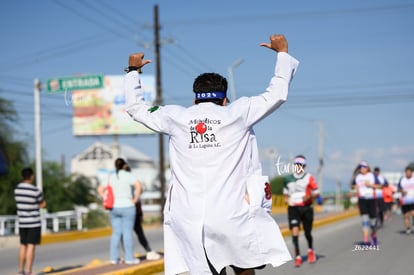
[0,0,413,193]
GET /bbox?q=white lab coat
[124,52,299,275]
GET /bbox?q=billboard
[72,75,155,136]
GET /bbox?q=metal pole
[154,5,166,221]
[34,78,43,191]
[317,121,324,194]
[227,58,244,102]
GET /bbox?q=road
[155,214,413,275]
[0,228,164,275]
[2,212,412,275]
[0,213,290,275]
[222,214,413,275]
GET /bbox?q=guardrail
[0,193,345,236]
[0,192,163,236]
[0,209,89,236]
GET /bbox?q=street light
[227,58,244,102]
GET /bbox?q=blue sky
[1,0,413,192]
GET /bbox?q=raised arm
[236,34,299,127]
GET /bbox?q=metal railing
[0,192,162,236]
[0,209,88,236]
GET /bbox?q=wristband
[124,66,142,74]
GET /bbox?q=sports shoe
[294,256,302,267]
[125,259,141,265]
[371,232,378,246]
[308,249,316,264]
[146,251,161,260]
[406,228,411,235]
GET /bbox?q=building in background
[71,141,159,191]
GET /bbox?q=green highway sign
[47,74,104,93]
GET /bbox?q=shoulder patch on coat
[147,106,159,113]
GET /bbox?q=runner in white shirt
[351,161,383,245]
[124,34,299,275]
[397,166,414,235]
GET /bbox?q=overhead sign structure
[47,75,104,93]
[71,75,156,136]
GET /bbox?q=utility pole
[317,121,324,194]
[154,5,166,221]
[227,58,244,102]
[34,78,43,191]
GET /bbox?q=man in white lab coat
[124,34,299,275]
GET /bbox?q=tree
[42,161,97,212]
[0,97,28,214]
[0,96,97,214]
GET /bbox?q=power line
[164,3,414,26]
[0,35,113,72]
[54,0,140,42]
[77,0,137,34]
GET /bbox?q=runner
[397,166,414,235]
[373,167,388,228]
[351,161,383,245]
[382,179,395,222]
[283,155,320,267]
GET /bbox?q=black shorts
[384,202,393,211]
[401,204,414,214]
[288,205,314,230]
[206,252,266,275]
[19,227,41,245]
[358,198,377,219]
[377,198,385,212]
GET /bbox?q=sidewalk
[40,208,358,275]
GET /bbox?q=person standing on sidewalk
[14,167,47,275]
[97,158,142,264]
[123,165,161,261]
[351,161,383,245]
[397,166,414,234]
[283,155,320,267]
[124,34,298,275]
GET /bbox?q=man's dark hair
[193,73,227,105]
[374,167,380,172]
[21,167,34,180]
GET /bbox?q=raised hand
[260,34,288,53]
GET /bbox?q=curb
[48,208,359,275]
[41,223,161,246]
[41,227,112,245]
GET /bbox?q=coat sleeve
[235,52,299,127]
[123,71,172,134]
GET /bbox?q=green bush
[84,209,110,229]
[343,197,351,210]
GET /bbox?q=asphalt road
[0,213,290,275]
[0,227,164,275]
[154,214,413,275]
[223,214,413,275]
[2,212,412,275]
